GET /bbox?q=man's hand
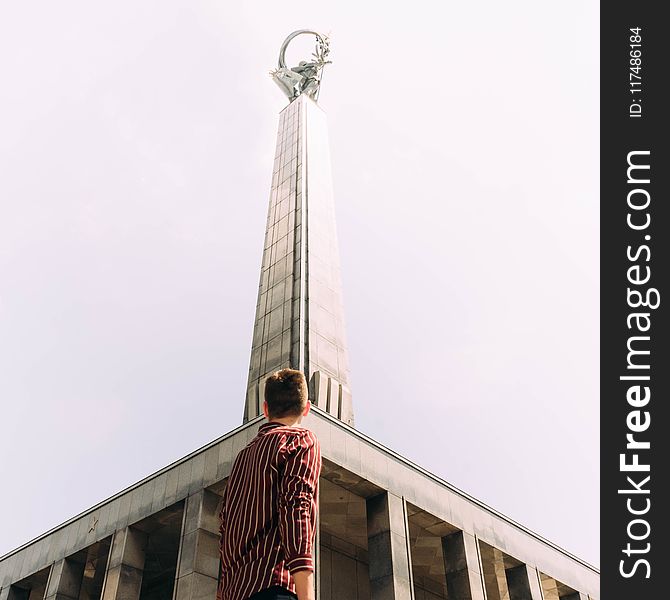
[292,570,315,600]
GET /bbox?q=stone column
[173,490,220,600]
[101,527,147,600]
[506,564,543,600]
[44,557,85,600]
[366,492,413,600]
[441,532,486,600]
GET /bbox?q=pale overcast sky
[0,1,599,566]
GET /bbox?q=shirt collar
[258,421,284,432]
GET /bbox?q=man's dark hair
[264,368,308,418]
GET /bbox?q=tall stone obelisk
[244,31,353,426]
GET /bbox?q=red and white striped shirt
[216,422,322,600]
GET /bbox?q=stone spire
[243,35,353,426]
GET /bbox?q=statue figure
[271,30,331,102]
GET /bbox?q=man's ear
[303,400,311,416]
[262,400,269,419]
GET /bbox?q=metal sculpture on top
[271,30,331,102]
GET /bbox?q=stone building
[0,64,599,600]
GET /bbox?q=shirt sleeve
[277,430,322,574]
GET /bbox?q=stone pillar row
[363,491,561,600]
[27,489,221,600]
[6,490,592,600]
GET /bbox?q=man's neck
[268,416,302,427]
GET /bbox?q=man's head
[263,368,310,422]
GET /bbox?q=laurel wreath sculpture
[271,30,332,102]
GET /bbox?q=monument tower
[244,30,353,427]
[0,31,600,600]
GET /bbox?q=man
[217,368,322,600]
